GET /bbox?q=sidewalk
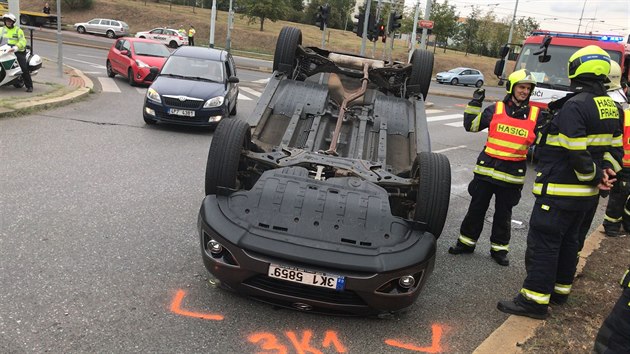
[0,57,92,117]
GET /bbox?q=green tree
[63,0,93,9]
[476,11,497,56]
[514,17,539,43]
[454,6,480,56]
[240,0,290,31]
[429,0,458,53]
[305,0,356,30]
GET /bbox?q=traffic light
[354,12,364,37]
[379,24,386,42]
[388,11,403,34]
[315,4,330,31]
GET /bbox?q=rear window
[121,22,129,29]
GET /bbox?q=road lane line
[240,86,261,97]
[426,114,462,122]
[434,145,467,153]
[238,93,252,101]
[425,109,444,114]
[98,77,121,93]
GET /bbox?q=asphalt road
[0,39,609,353]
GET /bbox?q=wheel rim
[451,79,458,85]
[107,31,114,38]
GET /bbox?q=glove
[472,88,485,102]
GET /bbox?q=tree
[240,0,290,31]
[429,0,458,53]
[476,11,497,56]
[305,0,356,30]
[63,0,93,9]
[514,17,539,43]
[454,6,480,56]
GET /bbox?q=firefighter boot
[491,250,509,266]
[550,293,568,305]
[497,298,549,320]
[448,242,474,255]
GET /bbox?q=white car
[135,28,188,48]
[74,18,130,39]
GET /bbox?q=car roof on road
[172,46,227,61]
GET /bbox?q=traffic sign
[418,20,434,29]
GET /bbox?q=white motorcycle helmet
[3,13,17,24]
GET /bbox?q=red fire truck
[495,30,630,109]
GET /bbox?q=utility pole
[56,0,63,78]
[499,0,520,85]
[577,0,588,33]
[226,0,234,51]
[360,0,371,56]
[372,0,383,58]
[209,0,217,48]
[419,0,432,50]
[409,1,421,62]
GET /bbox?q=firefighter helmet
[605,60,622,91]
[568,45,611,80]
[506,69,537,95]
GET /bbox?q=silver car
[435,67,484,87]
[74,18,130,39]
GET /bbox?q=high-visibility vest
[0,26,26,52]
[622,109,630,167]
[484,101,539,161]
[188,28,195,37]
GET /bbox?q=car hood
[436,72,455,77]
[135,55,167,68]
[150,76,226,100]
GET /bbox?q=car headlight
[135,59,150,68]
[203,96,224,108]
[146,88,161,103]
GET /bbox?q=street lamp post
[499,0,520,85]
[577,0,588,33]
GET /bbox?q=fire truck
[495,30,630,109]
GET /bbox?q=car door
[460,70,473,85]
[86,19,100,34]
[149,29,164,44]
[110,39,125,74]
[98,20,111,35]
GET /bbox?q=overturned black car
[198,27,451,316]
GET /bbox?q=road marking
[170,289,224,321]
[136,88,146,94]
[426,113,461,122]
[98,77,121,93]
[434,145,467,153]
[445,121,464,128]
[63,56,106,69]
[252,78,270,84]
[240,86,261,97]
[78,54,106,59]
[238,93,252,101]
[82,71,102,74]
[425,109,444,114]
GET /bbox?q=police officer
[1,13,33,92]
[602,61,630,237]
[497,45,622,319]
[593,266,630,353]
[448,69,540,266]
[188,25,195,46]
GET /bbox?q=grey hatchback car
[435,67,484,87]
[74,18,130,39]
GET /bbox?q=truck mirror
[500,45,509,58]
[494,59,505,77]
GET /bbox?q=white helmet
[3,13,17,23]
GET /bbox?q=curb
[473,227,606,354]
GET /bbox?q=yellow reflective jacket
[0,25,26,52]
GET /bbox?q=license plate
[168,108,195,117]
[268,264,345,291]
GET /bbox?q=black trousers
[188,36,194,46]
[518,202,593,309]
[458,178,522,251]
[603,175,630,234]
[593,269,630,354]
[15,51,33,89]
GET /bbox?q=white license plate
[168,108,195,117]
[268,264,345,291]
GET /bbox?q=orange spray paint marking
[384,324,444,353]
[169,289,224,321]
[248,332,288,354]
[285,330,323,354]
[322,330,347,353]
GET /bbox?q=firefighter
[601,61,630,237]
[593,266,630,353]
[497,45,622,319]
[448,69,540,266]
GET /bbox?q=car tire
[412,152,451,239]
[229,101,237,116]
[169,40,178,49]
[106,30,116,39]
[13,76,25,88]
[272,26,302,76]
[77,26,86,34]
[128,68,136,86]
[106,60,115,78]
[406,49,434,100]
[205,119,251,195]
[19,15,29,26]
[475,80,484,88]
[450,78,458,85]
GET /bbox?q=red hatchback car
[106,37,171,86]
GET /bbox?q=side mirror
[120,49,130,57]
[494,59,505,77]
[228,76,239,83]
[149,67,159,75]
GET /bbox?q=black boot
[497,299,548,320]
[491,251,509,266]
[448,243,474,255]
[550,293,568,305]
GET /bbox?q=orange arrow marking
[169,289,224,321]
[384,324,444,353]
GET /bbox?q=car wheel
[450,78,458,85]
[19,15,29,26]
[229,101,237,116]
[406,49,434,100]
[128,68,136,86]
[77,26,86,34]
[412,152,451,239]
[205,119,251,195]
[475,80,484,88]
[106,60,115,78]
[272,26,302,76]
[106,30,115,39]
[169,40,178,48]
[13,76,25,88]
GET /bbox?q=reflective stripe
[495,101,505,114]
[487,137,529,151]
[574,162,596,182]
[491,243,509,251]
[611,134,623,147]
[545,133,587,150]
[458,235,477,246]
[604,151,622,172]
[474,165,525,184]
[532,183,599,197]
[484,146,526,159]
[520,288,550,304]
[622,269,629,286]
[586,133,614,146]
[604,213,623,223]
[554,283,572,295]
[625,207,630,216]
[465,105,481,115]
[470,113,482,132]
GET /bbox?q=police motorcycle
[0,40,42,88]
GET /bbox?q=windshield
[161,56,224,82]
[134,42,170,57]
[448,68,461,73]
[515,43,622,89]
